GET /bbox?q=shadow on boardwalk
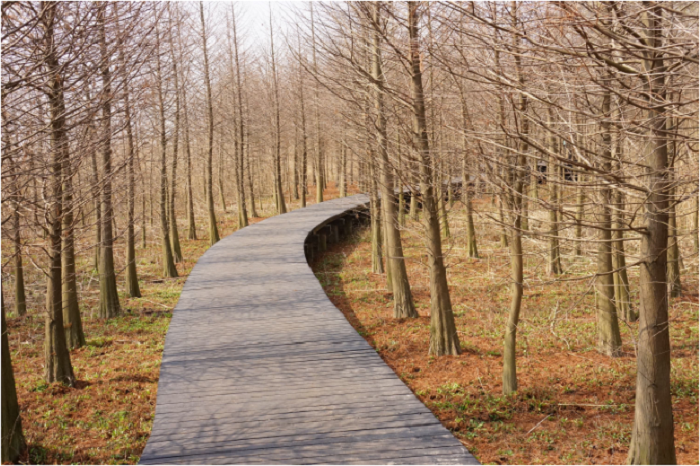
[140,195,478,465]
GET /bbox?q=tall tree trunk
[3,124,27,317]
[1,297,26,463]
[245,121,258,218]
[118,5,142,298]
[371,3,416,318]
[230,6,248,227]
[502,5,527,393]
[369,156,384,275]
[574,179,585,256]
[217,141,227,212]
[547,108,562,275]
[97,4,120,319]
[408,2,460,356]
[297,28,309,209]
[339,139,347,197]
[293,127,300,200]
[42,2,75,385]
[595,86,622,357]
[269,7,287,215]
[155,22,178,278]
[200,2,220,245]
[311,4,324,203]
[62,130,85,348]
[612,188,634,321]
[183,99,196,241]
[458,86,478,258]
[90,121,101,271]
[167,15,183,262]
[627,7,676,461]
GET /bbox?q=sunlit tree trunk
[97,4,120,318]
[118,5,142,298]
[270,8,287,215]
[200,2,220,245]
[155,22,178,278]
[408,2,460,356]
[371,3,416,318]
[311,4,324,203]
[547,107,562,275]
[42,1,75,385]
[503,4,527,393]
[595,86,622,357]
[167,14,183,262]
[628,7,676,462]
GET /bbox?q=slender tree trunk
[547,108,562,275]
[595,86,622,357]
[627,8,675,461]
[182,88,197,240]
[155,23,178,278]
[369,156,384,275]
[297,29,309,209]
[458,88,478,258]
[371,3,416,318]
[3,126,27,317]
[97,5,120,319]
[311,4,324,203]
[217,141,227,213]
[1,297,26,463]
[503,5,527,393]
[339,139,347,198]
[119,7,142,297]
[62,132,85,348]
[42,2,75,385]
[270,8,287,215]
[408,2,460,356]
[245,121,258,217]
[230,7,248,227]
[167,18,183,262]
[90,125,101,271]
[200,2,220,245]
[575,176,585,256]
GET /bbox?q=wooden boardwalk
[140,195,477,465]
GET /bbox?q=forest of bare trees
[2,2,697,464]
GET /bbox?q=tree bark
[371,3,416,318]
[408,2,460,356]
[1,297,26,463]
[270,7,287,215]
[595,86,622,357]
[118,4,142,298]
[155,22,178,278]
[167,13,183,262]
[547,108,562,275]
[311,4,324,203]
[200,2,220,245]
[42,1,75,385]
[97,4,121,318]
[627,6,676,462]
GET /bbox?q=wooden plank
[140,194,477,465]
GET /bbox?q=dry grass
[311,198,699,465]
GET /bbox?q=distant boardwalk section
[140,194,478,465]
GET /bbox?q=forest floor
[3,185,350,464]
[311,199,699,465]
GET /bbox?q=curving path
[140,194,477,465]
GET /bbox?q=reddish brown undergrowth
[311,206,699,465]
[3,185,355,464]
